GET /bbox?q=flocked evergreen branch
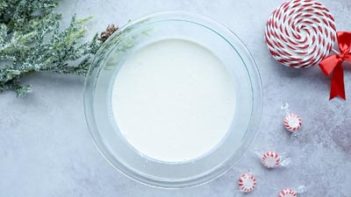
[0,0,115,96]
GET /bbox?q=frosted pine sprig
[0,0,106,96]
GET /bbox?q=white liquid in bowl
[112,39,236,162]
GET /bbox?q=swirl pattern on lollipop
[265,0,336,68]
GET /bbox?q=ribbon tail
[330,64,346,100]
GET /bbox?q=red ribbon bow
[319,32,351,100]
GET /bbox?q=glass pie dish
[84,12,262,188]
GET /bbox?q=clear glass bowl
[84,12,262,188]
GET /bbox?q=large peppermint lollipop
[265,0,337,68]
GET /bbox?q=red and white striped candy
[265,0,336,68]
[279,188,297,197]
[261,151,281,168]
[284,113,302,132]
[238,173,256,193]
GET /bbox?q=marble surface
[1,0,351,196]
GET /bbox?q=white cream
[112,39,236,162]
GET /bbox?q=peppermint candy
[238,173,256,193]
[284,113,302,132]
[261,151,281,168]
[265,0,336,68]
[279,188,298,197]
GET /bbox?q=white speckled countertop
[1,0,350,196]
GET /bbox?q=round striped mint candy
[284,113,302,132]
[265,0,336,68]
[238,173,256,193]
[279,188,297,197]
[261,151,281,168]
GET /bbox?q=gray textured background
[1,0,351,196]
